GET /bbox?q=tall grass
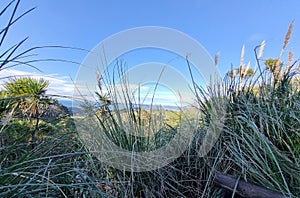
[0,1,113,197]
[190,23,300,197]
[1,0,300,197]
[83,22,300,197]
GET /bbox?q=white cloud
[0,69,74,99]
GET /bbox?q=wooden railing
[214,173,289,198]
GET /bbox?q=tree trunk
[31,108,39,149]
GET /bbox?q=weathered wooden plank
[214,173,288,198]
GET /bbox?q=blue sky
[1,0,300,106]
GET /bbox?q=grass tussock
[0,0,300,197]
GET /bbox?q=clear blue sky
[1,0,300,105]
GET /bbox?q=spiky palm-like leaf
[3,77,50,147]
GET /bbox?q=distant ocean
[58,99,182,111]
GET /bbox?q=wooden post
[214,173,289,198]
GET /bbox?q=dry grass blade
[285,48,293,74]
[283,21,294,50]
[214,53,219,66]
[257,40,265,59]
[240,45,245,67]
